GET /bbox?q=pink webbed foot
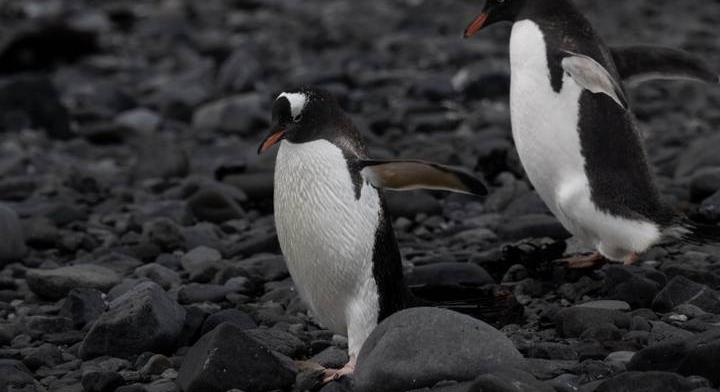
[623,253,640,266]
[558,252,608,269]
[322,356,356,384]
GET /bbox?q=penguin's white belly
[508,20,660,260]
[274,140,380,343]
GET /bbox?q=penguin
[258,87,487,381]
[463,0,720,267]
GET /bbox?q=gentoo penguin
[258,87,487,381]
[463,0,720,267]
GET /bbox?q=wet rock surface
[0,0,718,391]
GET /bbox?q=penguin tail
[674,220,720,245]
[408,285,524,327]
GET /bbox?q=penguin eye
[293,114,303,123]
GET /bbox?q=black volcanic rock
[595,371,704,392]
[59,288,106,328]
[0,24,98,74]
[0,203,26,264]
[354,307,524,392]
[555,306,632,338]
[79,281,186,359]
[26,264,121,300]
[628,329,720,385]
[605,265,665,309]
[0,74,72,138]
[652,276,720,314]
[176,322,296,392]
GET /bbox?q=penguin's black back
[520,0,674,224]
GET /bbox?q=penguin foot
[559,252,607,269]
[623,253,640,266]
[322,356,356,384]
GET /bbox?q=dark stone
[143,217,185,251]
[115,108,161,134]
[21,343,62,370]
[177,306,210,348]
[690,168,720,202]
[311,346,349,369]
[26,265,121,300]
[580,323,624,342]
[180,246,224,283]
[318,378,354,392]
[187,187,245,223]
[0,24,98,74]
[497,214,570,240]
[0,74,72,138]
[675,134,720,179]
[354,307,524,392]
[81,370,125,392]
[200,309,257,335]
[652,276,720,314]
[221,172,273,202]
[191,94,266,135]
[555,306,631,338]
[699,191,720,222]
[25,315,73,336]
[605,266,664,309]
[0,359,37,391]
[217,48,262,93]
[177,283,233,304]
[79,281,186,359]
[406,262,494,287]
[596,371,699,392]
[227,255,289,283]
[134,263,181,290]
[526,343,578,360]
[176,323,295,392]
[245,328,307,358]
[132,138,189,181]
[468,366,555,392]
[628,329,720,385]
[386,191,442,218]
[0,203,26,264]
[60,288,106,328]
[454,65,511,100]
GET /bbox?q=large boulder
[176,323,296,392]
[354,307,524,392]
[26,264,121,300]
[79,281,186,359]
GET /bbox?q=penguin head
[463,0,526,38]
[258,87,355,154]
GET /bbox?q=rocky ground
[0,0,719,391]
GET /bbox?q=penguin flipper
[359,160,487,196]
[610,45,720,86]
[561,51,629,110]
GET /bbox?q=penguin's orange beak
[463,12,489,38]
[258,130,285,154]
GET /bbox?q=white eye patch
[277,92,307,121]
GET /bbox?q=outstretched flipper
[561,50,629,110]
[611,45,720,86]
[359,160,487,196]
